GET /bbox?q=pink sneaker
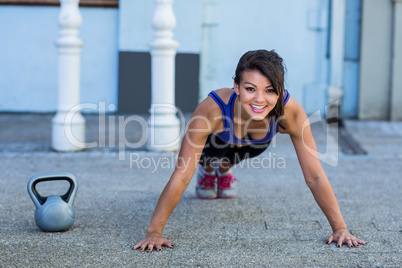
[195,168,217,199]
[217,172,237,199]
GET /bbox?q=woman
[133,50,366,252]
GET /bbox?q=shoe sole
[196,193,217,199]
[218,195,236,199]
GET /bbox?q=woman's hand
[133,231,174,252]
[327,229,366,248]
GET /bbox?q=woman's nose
[254,91,264,102]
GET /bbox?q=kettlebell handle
[27,172,78,208]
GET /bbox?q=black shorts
[198,134,271,166]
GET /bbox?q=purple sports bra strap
[208,91,229,129]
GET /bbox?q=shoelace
[198,174,216,189]
[218,174,236,190]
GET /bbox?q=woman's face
[234,70,279,121]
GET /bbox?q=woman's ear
[234,82,240,95]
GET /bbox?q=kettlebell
[27,172,78,232]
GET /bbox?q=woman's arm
[283,97,366,248]
[133,97,221,252]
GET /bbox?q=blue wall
[0,6,118,112]
[0,1,361,117]
[119,0,331,113]
[213,0,329,113]
[119,0,202,53]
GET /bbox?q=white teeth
[251,105,266,109]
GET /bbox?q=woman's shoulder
[190,87,232,132]
[196,88,231,115]
[283,95,305,117]
[211,87,236,104]
[280,95,308,134]
[195,87,234,115]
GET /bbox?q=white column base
[146,112,181,152]
[327,85,342,119]
[51,112,86,152]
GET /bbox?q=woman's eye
[245,87,255,91]
[266,89,274,93]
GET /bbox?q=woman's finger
[162,238,174,248]
[134,238,174,252]
[327,235,333,244]
[133,239,146,250]
[356,238,366,245]
[336,235,345,247]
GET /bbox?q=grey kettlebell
[27,172,78,232]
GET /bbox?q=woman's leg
[196,135,231,199]
[216,142,271,198]
[217,158,234,174]
[202,162,216,173]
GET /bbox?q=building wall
[0,5,118,112]
[359,0,393,120]
[8,1,400,120]
[118,0,201,53]
[206,0,328,110]
[117,0,202,113]
[342,0,362,118]
[118,0,330,115]
[0,1,332,116]
[391,0,402,121]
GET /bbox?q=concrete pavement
[0,113,401,267]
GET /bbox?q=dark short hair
[233,49,287,128]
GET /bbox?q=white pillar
[391,0,402,121]
[147,0,181,151]
[327,0,346,119]
[52,0,85,152]
[199,0,219,102]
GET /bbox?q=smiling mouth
[250,104,267,113]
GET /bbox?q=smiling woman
[133,49,367,252]
[0,0,118,7]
